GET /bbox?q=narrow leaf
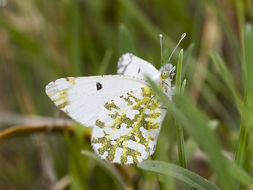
[98,48,113,75]
[176,49,183,90]
[119,24,136,55]
[146,77,233,190]
[210,52,242,111]
[175,49,187,171]
[226,159,253,186]
[244,24,253,109]
[138,160,219,190]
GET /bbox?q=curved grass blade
[210,51,242,111]
[226,159,253,186]
[138,160,219,190]
[81,150,125,190]
[146,77,233,190]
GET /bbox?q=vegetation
[0,0,253,189]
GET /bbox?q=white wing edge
[45,75,149,127]
[117,53,160,80]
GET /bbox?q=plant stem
[0,124,76,143]
[234,1,249,190]
[175,49,187,169]
[234,125,248,190]
[176,125,186,168]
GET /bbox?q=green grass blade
[81,150,125,190]
[232,24,253,190]
[234,125,248,167]
[138,160,219,190]
[184,138,198,163]
[176,125,186,168]
[181,79,187,92]
[244,24,253,109]
[119,24,136,55]
[185,121,217,163]
[226,159,253,186]
[70,0,82,75]
[175,49,187,170]
[146,77,233,190]
[98,48,113,75]
[234,23,253,189]
[65,132,89,190]
[182,43,196,81]
[172,95,233,190]
[176,49,184,90]
[210,52,243,111]
[210,36,253,190]
[201,85,237,129]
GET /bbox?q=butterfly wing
[45,76,147,127]
[117,53,160,80]
[91,87,166,164]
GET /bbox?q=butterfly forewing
[91,87,166,164]
[118,53,160,80]
[45,76,147,127]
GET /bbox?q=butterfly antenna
[159,34,164,67]
[167,33,186,63]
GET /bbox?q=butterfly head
[158,63,175,100]
[158,33,185,84]
[160,64,176,82]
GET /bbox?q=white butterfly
[45,53,176,164]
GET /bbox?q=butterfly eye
[161,70,169,80]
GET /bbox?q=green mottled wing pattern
[91,87,166,164]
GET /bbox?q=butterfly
[45,34,185,164]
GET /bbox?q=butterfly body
[46,53,175,164]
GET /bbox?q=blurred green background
[0,0,253,189]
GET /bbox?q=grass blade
[119,24,136,55]
[146,77,233,190]
[210,51,242,110]
[176,49,184,90]
[70,0,82,75]
[234,23,253,189]
[98,48,113,75]
[81,150,125,190]
[175,49,187,169]
[184,138,198,163]
[226,159,253,187]
[244,24,253,109]
[138,160,219,190]
[65,132,89,190]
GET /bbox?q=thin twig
[0,124,75,143]
[0,112,73,126]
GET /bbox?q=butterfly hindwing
[117,53,160,80]
[45,76,147,127]
[91,87,166,164]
